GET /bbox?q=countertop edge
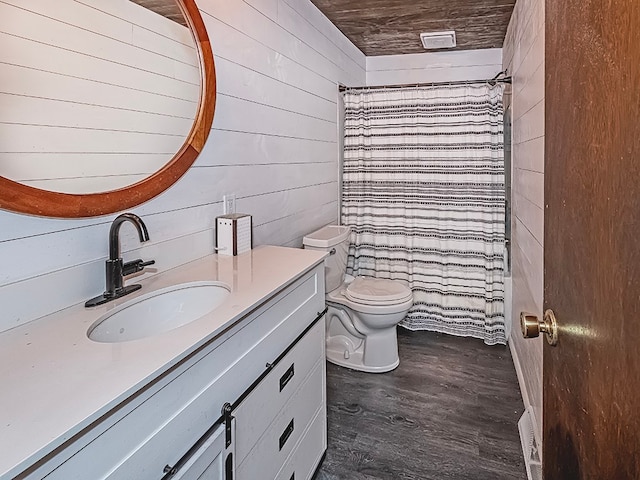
[0,246,327,479]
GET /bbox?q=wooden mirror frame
[0,0,216,218]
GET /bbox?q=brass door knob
[520,310,559,346]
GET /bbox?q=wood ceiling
[309,0,516,56]
[129,0,187,27]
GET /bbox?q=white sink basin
[88,281,231,343]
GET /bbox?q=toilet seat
[303,225,414,373]
[345,277,412,306]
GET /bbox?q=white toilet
[303,225,413,373]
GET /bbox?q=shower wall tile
[503,0,545,448]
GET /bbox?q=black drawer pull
[279,419,294,450]
[279,364,295,391]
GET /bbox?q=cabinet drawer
[44,268,322,480]
[275,408,326,480]
[236,361,324,480]
[233,317,324,464]
[172,425,225,480]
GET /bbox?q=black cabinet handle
[279,364,295,392]
[279,419,295,450]
[222,402,233,448]
[225,452,233,480]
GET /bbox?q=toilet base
[326,334,400,373]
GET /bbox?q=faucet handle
[123,259,155,276]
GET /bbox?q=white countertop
[0,246,326,479]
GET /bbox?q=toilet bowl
[303,226,413,373]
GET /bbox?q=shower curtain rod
[339,72,512,92]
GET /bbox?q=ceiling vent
[420,31,456,49]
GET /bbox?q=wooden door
[544,0,640,478]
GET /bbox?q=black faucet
[85,213,156,307]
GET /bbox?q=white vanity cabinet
[15,262,326,480]
[232,318,326,480]
[171,424,226,480]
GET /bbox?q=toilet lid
[345,277,412,305]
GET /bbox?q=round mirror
[0,0,215,217]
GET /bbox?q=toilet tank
[303,225,351,292]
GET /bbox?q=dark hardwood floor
[315,329,527,479]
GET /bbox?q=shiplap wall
[503,0,545,445]
[0,0,365,333]
[0,0,200,193]
[366,48,503,86]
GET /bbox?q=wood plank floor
[315,328,527,479]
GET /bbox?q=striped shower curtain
[341,84,506,345]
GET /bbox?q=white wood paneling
[0,153,172,181]
[215,57,336,122]
[253,200,337,246]
[0,0,200,193]
[513,192,544,245]
[366,65,504,87]
[240,181,337,227]
[1,63,198,117]
[282,0,365,70]
[202,0,361,87]
[503,0,545,445]
[204,14,338,102]
[0,31,198,97]
[366,48,503,86]
[213,94,336,141]
[0,0,365,333]
[514,168,544,210]
[244,0,278,21]
[1,95,194,135]
[196,129,336,167]
[0,2,199,76]
[513,99,544,145]
[514,136,544,174]
[277,1,364,83]
[67,0,195,46]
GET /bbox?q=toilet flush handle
[329,248,336,255]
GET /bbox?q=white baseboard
[509,337,531,409]
[509,336,543,457]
